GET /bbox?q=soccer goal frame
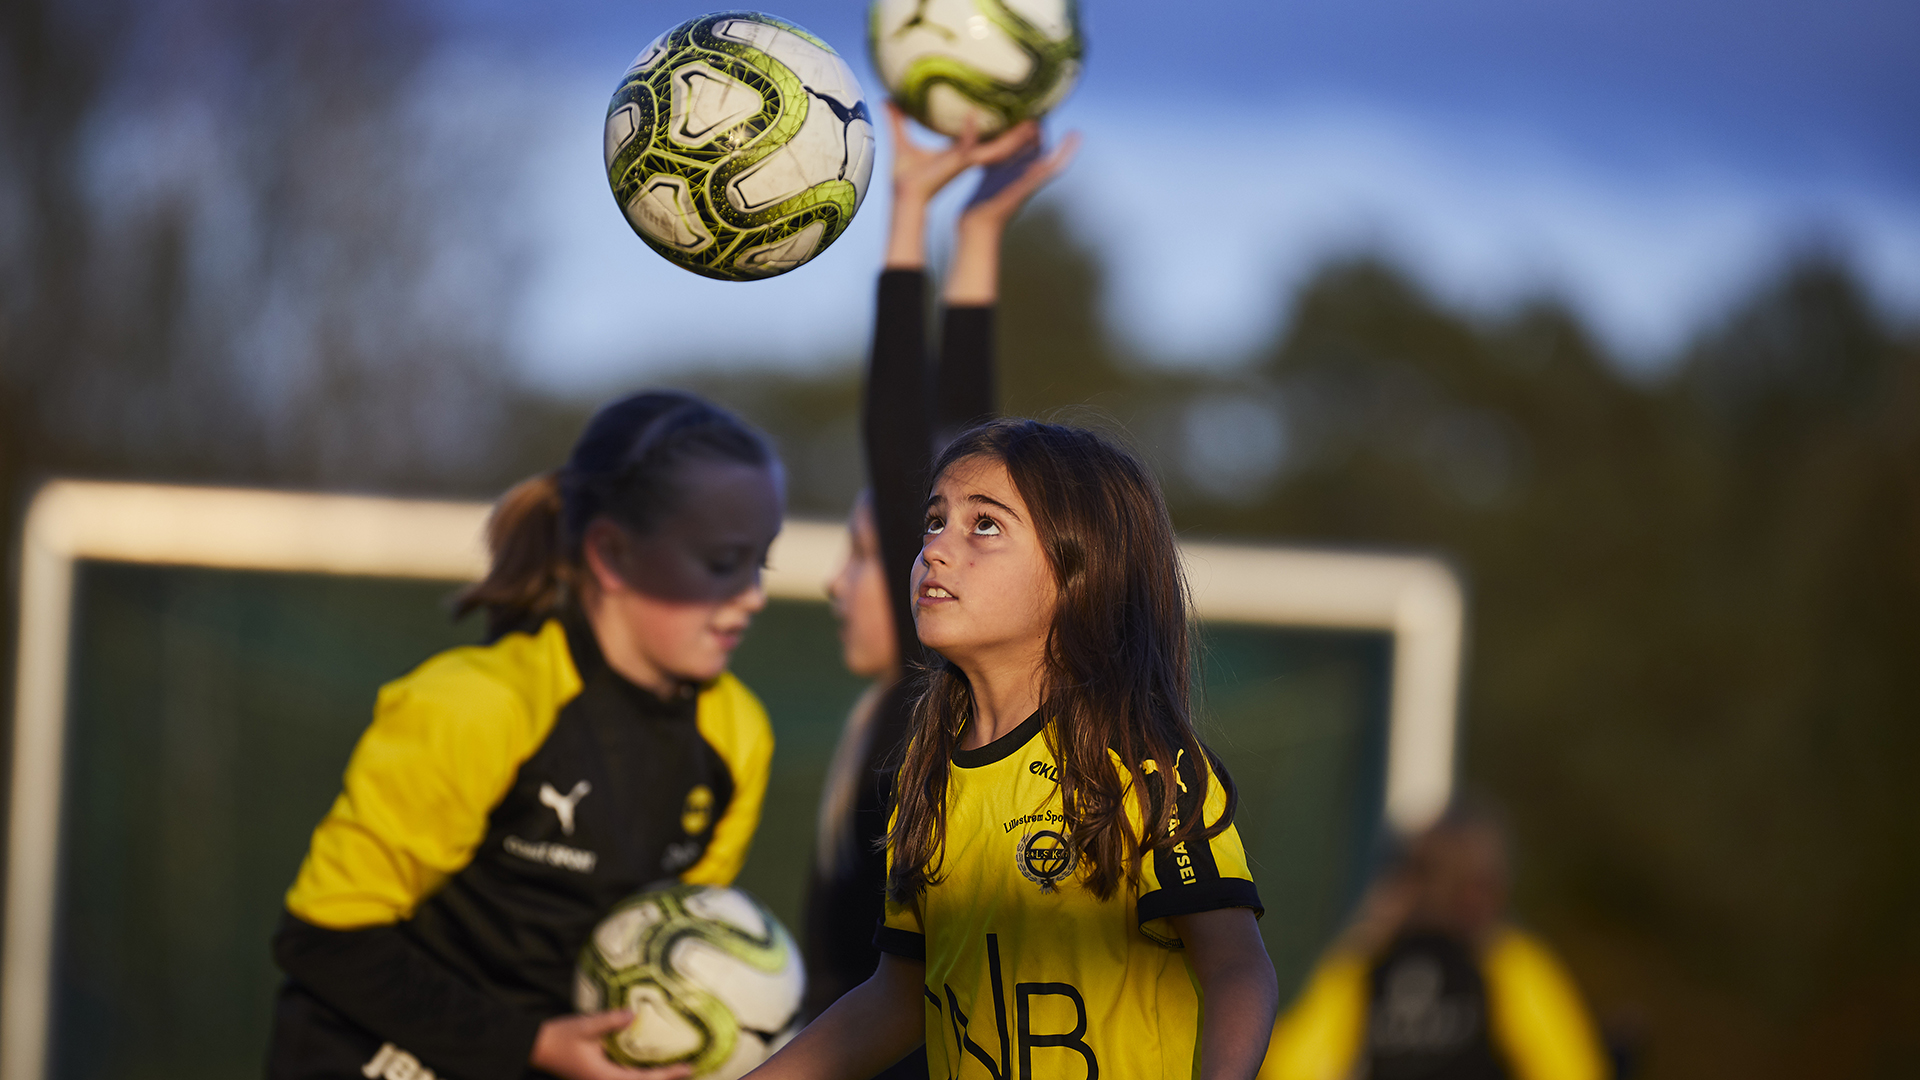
[3,479,1464,1080]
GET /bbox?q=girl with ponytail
[269,391,784,1080]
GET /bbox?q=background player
[805,105,1075,1059]
[268,392,783,1080]
[1262,803,1610,1080]
[758,419,1280,1080]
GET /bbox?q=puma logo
[539,780,591,835]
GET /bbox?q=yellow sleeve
[284,628,567,928]
[1483,929,1609,1080]
[1258,950,1369,1080]
[1134,749,1262,945]
[679,673,774,887]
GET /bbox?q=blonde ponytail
[455,471,574,639]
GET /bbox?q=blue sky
[436,0,1920,389]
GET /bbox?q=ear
[581,519,633,596]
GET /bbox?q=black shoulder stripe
[1149,749,1222,889]
[1151,825,1223,891]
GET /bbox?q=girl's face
[912,455,1056,672]
[828,498,899,679]
[584,459,784,693]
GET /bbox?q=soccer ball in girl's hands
[869,0,1083,137]
[576,884,805,1079]
[605,12,875,281]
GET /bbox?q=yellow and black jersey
[269,612,772,1080]
[1261,928,1608,1080]
[877,711,1262,1080]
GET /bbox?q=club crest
[1016,829,1076,892]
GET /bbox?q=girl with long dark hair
[804,104,1073,1039]
[757,419,1280,1080]
[269,391,783,1080]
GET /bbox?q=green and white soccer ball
[869,0,1083,137]
[576,884,805,1079]
[605,12,875,281]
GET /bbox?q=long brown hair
[455,391,774,638]
[885,419,1237,902]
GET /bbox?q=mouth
[917,582,956,606]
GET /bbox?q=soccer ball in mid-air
[576,884,805,1079]
[605,12,875,280]
[869,0,1082,137]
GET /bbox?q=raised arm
[934,129,1079,437]
[866,106,1042,663]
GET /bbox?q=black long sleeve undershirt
[864,269,938,671]
[863,269,996,669]
[273,913,545,1080]
[934,302,996,443]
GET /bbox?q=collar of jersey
[951,709,1046,769]
[558,608,700,721]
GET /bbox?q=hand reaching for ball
[888,104,1041,209]
[882,101,1079,294]
[531,1011,692,1080]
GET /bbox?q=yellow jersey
[879,711,1263,1080]
[1261,928,1608,1080]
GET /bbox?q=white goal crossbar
[3,480,1464,1080]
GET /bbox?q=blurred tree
[0,0,531,505]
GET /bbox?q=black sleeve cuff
[1137,878,1265,927]
[873,923,927,961]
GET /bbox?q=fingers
[1010,129,1079,194]
[578,1009,636,1037]
[960,128,1080,222]
[950,112,982,158]
[970,119,1041,166]
[551,1012,694,1080]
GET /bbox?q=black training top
[269,612,773,1080]
[798,269,994,1017]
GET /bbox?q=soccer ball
[575,884,805,1079]
[869,0,1083,137]
[604,12,875,281]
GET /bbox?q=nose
[918,529,952,569]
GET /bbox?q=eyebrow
[924,492,1024,523]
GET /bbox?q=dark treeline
[4,0,1917,1076]
[0,0,545,506]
